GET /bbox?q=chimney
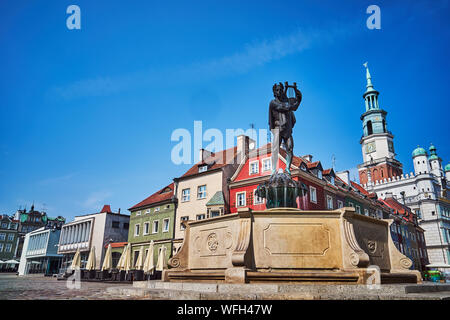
[118,208,121,214]
[302,154,313,162]
[336,170,350,185]
[237,135,255,163]
[384,192,393,199]
[199,148,213,163]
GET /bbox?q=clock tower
[358,63,403,185]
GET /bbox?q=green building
[126,183,177,268]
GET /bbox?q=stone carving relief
[207,233,219,252]
[343,219,370,268]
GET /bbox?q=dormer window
[199,165,208,173]
[300,164,307,171]
[317,170,322,179]
[330,177,335,185]
[161,187,171,193]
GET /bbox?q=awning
[5,260,19,264]
[85,246,96,271]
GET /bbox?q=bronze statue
[255,81,306,209]
[269,81,302,175]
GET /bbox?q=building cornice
[357,157,403,170]
[129,198,175,213]
[360,108,386,120]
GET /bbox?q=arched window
[367,121,373,135]
[382,120,386,133]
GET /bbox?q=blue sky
[0,0,449,221]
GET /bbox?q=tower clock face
[365,142,376,154]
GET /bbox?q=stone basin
[163,207,421,285]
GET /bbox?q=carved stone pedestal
[165,207,421,284]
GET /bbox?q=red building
[229,143,332,212]
[228,142,395,222]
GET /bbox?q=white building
[57,205,129,271]
[18,226,63,276]
[356,63,450,266]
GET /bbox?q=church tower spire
[357,62,403,186]
[363,62,380,111]
[364,62,374,90]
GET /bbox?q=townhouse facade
[0,215,20,263]
[382,194,429,271]
[172,136,251,251]
[127,183,176,266]
[229,143,385,219]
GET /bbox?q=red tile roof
[278,147,307,168]
[129,183,174,211]
[306,161,321,169]
[247,143,308,170]
[100,205,112,213]
[105,242,127,248]
[252,143,271,156]
[323,168,332,175]
[379,197,414,222]
[335,176,348,186]
[180,147,238,179]
[350,181,370,196]
[380,198,407,214]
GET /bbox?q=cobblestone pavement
[0,274,138,300]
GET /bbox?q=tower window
[367,121,373,135]
[382,120,386,133]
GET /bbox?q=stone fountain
[162,82,421,285]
